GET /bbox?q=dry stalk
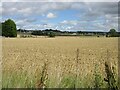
[74,48,79,88]
[36,62,48,88]
[104,50,118,90]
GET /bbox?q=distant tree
[2,19,17,37]
[31,30,41,35]
[48,32,55,37]
[106,33,109,37]
[108,29,118,37]
[0,23,2,36]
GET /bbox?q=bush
[20,35,33,38]
[48,32,55,37]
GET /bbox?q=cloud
[15,18,37,28]
[2,2,85,17]
[60,20,68,24]
[18,8,32,16]
[0,3,2,14]
[21,23,56,30]
[1,2,119,31]
[81,2,118,20]
[46,12,56,18]
[60,20,78,25]
[3,2,117,19]
[1,0,119,2]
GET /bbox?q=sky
[1,0,119,32]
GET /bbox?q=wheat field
[2,37,119,88]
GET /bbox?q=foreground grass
[2,63,118,88]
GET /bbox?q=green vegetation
[3,60,118,88]
[108,29,119,37]
[2,19,17,37]
[94,64,104,89]
[0,23,2,36]
[48,32,55,37]
[104,61,118,90]
[26,28,120,37]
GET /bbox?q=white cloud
[1,2,119,31]
[65,26,73,30]
[1,0,119,2]
[61,20,67,24]
[15,18,37,28]
[2,2,82,17]
[19,23,56,30]
[18,8,31,15]
[61,20,78,25]
[0,3,2,14]
[15,19,30,29]
[46,12,56,18]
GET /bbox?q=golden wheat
[2,37,119,88]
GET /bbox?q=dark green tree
[0,23,2,36]
[109,29,118,37]
[48,32,55,37]
[2,19,17,37]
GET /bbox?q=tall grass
[2,49,118,88]
[104,50,118,90]
[104,61,118,90]
[94,63,103,89]
[35,62,48,88]
[74,48,79,88]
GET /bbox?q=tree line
[1,19,120,37]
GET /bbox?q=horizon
[17,28,118,33]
